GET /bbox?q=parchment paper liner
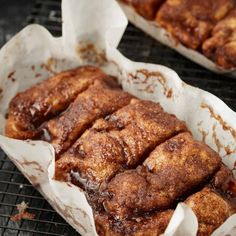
[0,0,236,235]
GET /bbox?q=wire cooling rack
[0,0,236,235]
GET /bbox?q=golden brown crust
[211,164,233,190]
[185,187,236,236]
[5,66,107,139]
[132,0,165,20]
[202,9,236,69]
[55,99,187,189]
[156,0,234,49]
[120,0,164,20]
[122,0,236,69]
[104,132,221,219]
[41,80,133,156]
[55,128,126,189]
[95,210,173,236]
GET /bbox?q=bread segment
[104,132,221,219]
[5,66,107,139]
[41,79,133,156]
[95,210,173,236]
[55,99,187,189]
[185,187,235,236]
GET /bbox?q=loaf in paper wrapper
[118,2,236,76]
[0,0,236,235]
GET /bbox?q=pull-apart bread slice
[5,66,236,236]
[103,132,221,219]
[185,187,235,236]
[6,66,133,157]
[95,209,174,236]
[41,79,133,156]
[5,66,107,139]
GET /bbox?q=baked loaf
[121,0,236,69]
[5,66,236,236]
[157,0,234,49]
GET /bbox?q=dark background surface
[0,0,33,46]
[0,0,236,235]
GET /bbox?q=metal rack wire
[0,0,236,235]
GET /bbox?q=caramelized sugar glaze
[5,66,236,236]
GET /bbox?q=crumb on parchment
[10,201,35,222]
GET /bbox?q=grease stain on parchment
[7,71,16,82]
[201,103,236,157]
[212,123,222,153]
[128,69,173,98]
[53,200,88,234]
[201,103,236,139]
[35,73,42,78]
[77,42,107,67]
[198,127,209,143]
[0,87,3,102]
[41,58,58,75]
